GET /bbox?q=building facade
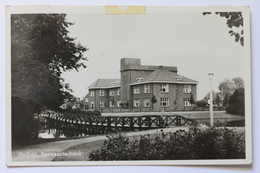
[87,58,198,112]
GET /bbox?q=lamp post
[208,73,214,127]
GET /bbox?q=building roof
[203,91,218,100]
[88,78,121,89]
[130,68,198,85]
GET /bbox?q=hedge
[89,127,245,160]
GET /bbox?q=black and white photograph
[5,6,252,166]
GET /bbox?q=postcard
[6,5,252,166]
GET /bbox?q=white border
[4,4,254,170]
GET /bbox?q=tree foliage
[11,14,88,144]
[11,14,88,110]
[190,93,196,105]
[215,93,221,105]
[226,88,245,116]
[203,12,244,46]
[218,77,244,98]
[218,77,244,108]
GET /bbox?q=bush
[226,88,245,116]
[60,108,101,116]
[89,127,245,160]
[196,100,207,108]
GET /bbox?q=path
[102,111,244,120]
[11,126,188,162]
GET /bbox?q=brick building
[87,58,198,112]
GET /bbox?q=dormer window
[111,82,117,85]
[136,77,144,82]
[175,76,182,81]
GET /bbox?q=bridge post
[177,116,181,126]
[99,117,103,134]
[89,117,93,133]
[122,117,125,131]
[158,116,162,128]
[130,117,134,131]
[148,117,152,128]
[138,117,142,130]
[107,117,111,133]
[95,118,99,133]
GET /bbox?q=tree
[218,77,244,105]
[203,12,244,46]
[11,14,88,110]
[150,94,157,110]
[215,93,221,106]
[218,78,236,97]
[190,93,196,105]
[226,88,245,116]
[223,93,229,107]
[11,14,88,143]
[233,77,244,89]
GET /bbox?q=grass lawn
[52,133,159,161]
[52,139,106,161]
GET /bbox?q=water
[196,118,245,127]
[38,118,90,139]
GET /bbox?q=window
[117,100,121,107]
[160,98,169,107]
[143,99,150,107]
[111,82,117,85]
[175,76,182,81]
[90,90,94,96]
[109,100,114,107]
[183,85,191,93]
[160,84,169,92]
[117,88,121,95]
[144,84,150,93]
[133,86,140,94]
[99,100,105,107]
[109,89,114,96]
[183,98,191,106]
[133,99,140,107]
[136,77,144,82]
[99,89,105,96]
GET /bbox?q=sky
[61,8,245,100]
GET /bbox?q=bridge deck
[40,112,198,131]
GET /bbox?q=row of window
[95,98,191,108]
[134,97,191,107]
[90,84,192,97]
[96,100,121,108]
[90,88,121,97]
[133,84,192,94]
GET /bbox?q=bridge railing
[40,112,198,130]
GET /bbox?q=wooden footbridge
[40,112,198,134]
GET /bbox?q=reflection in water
[38,118,90,139]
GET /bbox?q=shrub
[89,127,245,160]
[196,100,207,108]
[60,108,101,116]
[226,88,245,116]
